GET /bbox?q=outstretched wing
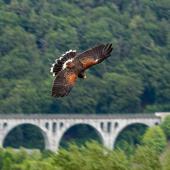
[78,43,112,70]
[50,50,77,76]
[52,70,77,97]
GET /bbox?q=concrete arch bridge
[0,112,168,151]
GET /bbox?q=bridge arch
[113,121,150,148]
[2,123,50,150]
[58,122,105,148]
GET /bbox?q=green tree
[131,145,162,170]
[97,72,143,113]
[162,146,170,170]
[54,141,130,170]
[0,0,169,114]
[161,116,170,140]
[115,124,148,156]
[142,126,167,153]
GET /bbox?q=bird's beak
[84,75,87,79]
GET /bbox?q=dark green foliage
[115,123,148,155]
[3,124,45,150]
[161,116,170,140]
[59,124,102,148]
[0,0,169,114]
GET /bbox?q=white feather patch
[61,49,76,57]
[62,58,74,70]
[51,49,76,75]
[50,67,53,73]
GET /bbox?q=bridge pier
[102,134,114,149]
[46,135,59,151]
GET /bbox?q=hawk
[50,43,113,97]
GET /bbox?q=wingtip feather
[104,43,113,54]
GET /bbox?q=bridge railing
[0,113,160,119]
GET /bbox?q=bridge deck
[0,113,158,119]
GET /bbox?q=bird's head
[78,72,87,79]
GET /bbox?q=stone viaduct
[0,112,168,151]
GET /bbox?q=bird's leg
[78,71,87,79]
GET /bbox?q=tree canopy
[0,0,169,113]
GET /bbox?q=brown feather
[78,43,112,70]
[80,57,97,69]
[66,73,77,85]
[52,70,77,97]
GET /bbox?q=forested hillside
[0,0,170,114]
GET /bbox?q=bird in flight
[50,43,113,97]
